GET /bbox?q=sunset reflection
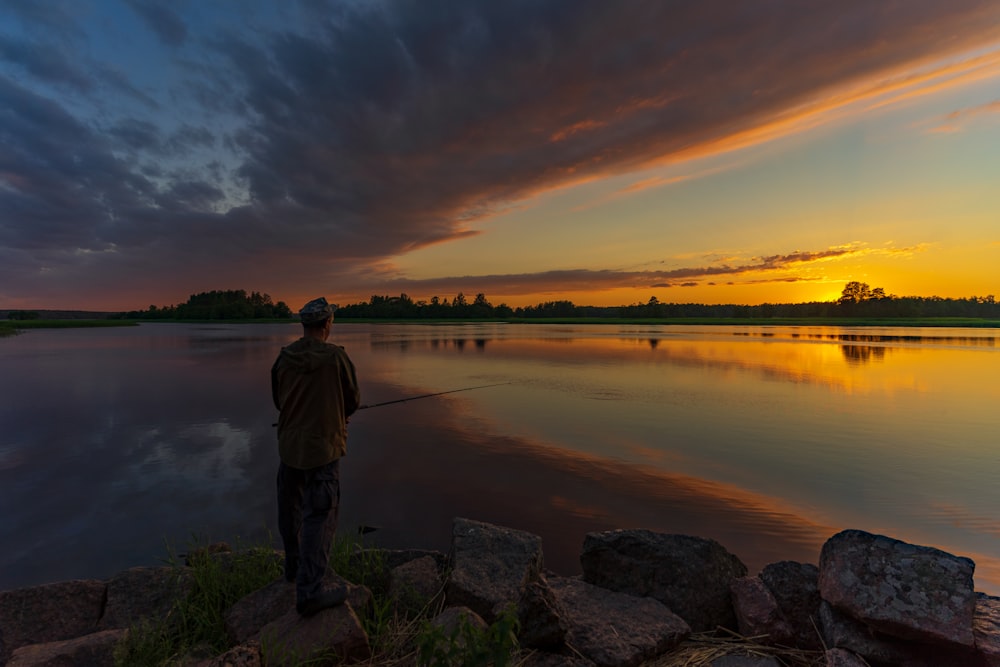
[2,323,998,596]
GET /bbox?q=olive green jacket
[271,337,360,469]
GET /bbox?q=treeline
[116,290,293,320]
[335,283,1000,320]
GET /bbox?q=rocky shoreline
[1,519,998,666]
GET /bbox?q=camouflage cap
[299,296,336,324]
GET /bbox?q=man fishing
[271,296,360,616]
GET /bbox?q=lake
[1,322,998,594]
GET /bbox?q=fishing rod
[272,381,510,426]
[357,381,511,410]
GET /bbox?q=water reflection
[2,322,999,595]
[841,345,888,364]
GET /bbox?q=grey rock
[0,579,106,664]
[819,600,981,667]
[580,529,747,632]
[99,566,193,630]
[429,605,489,636]
[517,575,568,650]
[819,529,976,646]
[549,575,689,667]
[202,640,262,667]
[730,576,795,646]
[425,606,490,657]
[446,517,544,622]
[824,647,869,667]
[7,628,126,667]
[976,593,1000,667]
[390,555,443,617]
[709,656,782,667]
[759,560,822,650]
[225,579,296,645]
[258,602,371,667]
[518,651,595,666]
[380,547,449,572]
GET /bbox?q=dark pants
[276,458,340,603]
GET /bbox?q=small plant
[114,537,282,666]
[415,605,521,667]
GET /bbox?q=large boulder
[99,566,193,630]
[824,648,870,667]
[201,640,262,667]
[226,573,371,646]
[389,555,444,617]
[446,517,544,622]
[225,579,297,645]
[517,575,568,650]
[7,628,126,667]
[976,593,1000,667]
[819,529,977,647]
[580,530,747,632]
[729,576,794,646]
[818,600,981,667]
[758,560,822,650]
[258,603,370,666]
[549,575,689,667]
[0,579,106,664]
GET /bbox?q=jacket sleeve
[341,354,361,417]
[270,355,282,411]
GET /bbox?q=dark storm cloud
[220,0,1000,259]
[124,0,188,47]
[1,0,999,307]
[0,34,94,92]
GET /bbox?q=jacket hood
[278,337,342,373]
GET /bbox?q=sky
[2,0,999,312]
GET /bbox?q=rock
[446,517,544,622]
[518,651,595,666]
[517,575,568,650]
[976,593,1000,667]
[0,579,106,664]
[824,647,869,667]
[203,639,262,667]
[421,606,492,663]
[389,555,443,617]
[380,547,449,572]
[580,529,747,632]
[709,656,781,667]
[429,605,489,635]
[7,628,126,667]
[549,575,689,667]
[258,603,371,667]
[818,600,982,667]
[729,576,795,645]
[225,579,296,645]
[759,560,822,650]
[99,565,193,630]
[819,529,976,646]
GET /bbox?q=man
[271,296,360,616]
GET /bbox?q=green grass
[113,539,283,666]
[115,532,522,667]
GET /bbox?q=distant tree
[839,281,872,304]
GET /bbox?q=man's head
[299,297,335,332]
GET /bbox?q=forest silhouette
[76,282,999,322]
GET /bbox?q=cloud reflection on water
[2,323,998,597]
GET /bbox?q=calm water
[2,322,999,593]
